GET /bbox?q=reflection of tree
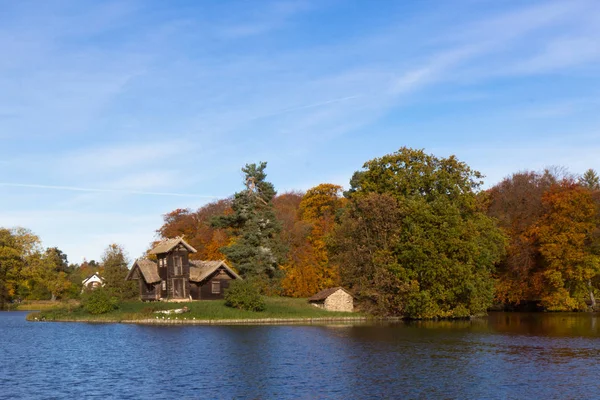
[488,312,600,337]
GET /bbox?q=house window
[161,281,166,291]
[159,258,166,268]
[174,256,182,275]
[211,281,220,294]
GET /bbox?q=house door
[173,279,185,299]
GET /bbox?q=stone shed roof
[126,259,161,284]
[308,287,352,302]
[149,237,197,255]
[189,260,241,282]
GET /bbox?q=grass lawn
[13,300,80,311]
[28,297,363,322]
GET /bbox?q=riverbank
[26,297,370,325]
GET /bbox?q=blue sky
[1,0,599,264]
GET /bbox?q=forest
[2,147,599,318]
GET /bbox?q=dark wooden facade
[126,237,240,301]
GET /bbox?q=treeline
[3,146,599,318]
[155,147,600,318]
[0,231,136,309]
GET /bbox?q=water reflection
[2,312,600,399]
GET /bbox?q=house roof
[82,273,103,285]
[189,260,241,282]
[308,287,352,302]
[126,259,161,284]
[149,237,197,255]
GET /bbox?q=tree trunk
[588,279,596,308]
[51,293,57,302]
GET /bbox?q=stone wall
[323,289,353,312]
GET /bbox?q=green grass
[28,297,362,322]
[14,300,80,311]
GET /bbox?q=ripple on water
[1,312,600,399]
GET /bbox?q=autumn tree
[213,162,285,288]
[486,170,558,305]
[533,181,599,310]
[26,247,72,301]
[156,200,232,261]
[280,184,345,297]
[335,147,505,318]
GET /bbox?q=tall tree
[213,162,284,288]
[335,147,505,318]
[281,184,345,297]
[0,229,27,309]
[486,170,557,305]
[533,181,599,310]
[579,168,600,191]
[101,244,137,300]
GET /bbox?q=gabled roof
[82,273,104,285]
[149,237,197,255]
[308,287,352,302]
[189,260,241,283]
[126,259,161,284]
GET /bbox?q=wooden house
[82,272,104,290]
[308,287,354,312]
[125,237,241,301]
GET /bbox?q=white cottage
[82,273,104,290]
[308,287,354,312]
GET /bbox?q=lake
[1,312,599,399]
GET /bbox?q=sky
[1,0,600,264]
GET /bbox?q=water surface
[1,312,599,399]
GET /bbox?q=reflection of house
[308,287,354,312]
[126,237,241,301]
[82,273,104,290]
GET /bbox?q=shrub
[81,288,119,315]
[224,280,266,312]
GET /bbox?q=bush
[224,280,266,312]
[81,288,119,315]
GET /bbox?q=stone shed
[308,287,354,312]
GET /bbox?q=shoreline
[28,315,393,325]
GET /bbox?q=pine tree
[579,169,600,190]
[101,244,137,300]
[213,162,285,287]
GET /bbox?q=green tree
[579,169,600,191]
[213,162,285,289]
[335,147,506,318]
[0,229,27,309]
[101,244,137,300]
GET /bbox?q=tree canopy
[334,147,506,318]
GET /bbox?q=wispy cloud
[216,0,313,38]
[0,183,219,198]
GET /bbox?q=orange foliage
[278,184,345,297]
[533,181,598,310]
[155,200,233,261]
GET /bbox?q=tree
[579,169,600,191]
[213,162,285,289]
[486,170,558,305]
[280,184,345,297]
[101,244,137,300]
[335,147,506,318]
[25,248,73,301]
[155,200,232,261]
[533,181,599,310]
[0,228,27,309]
